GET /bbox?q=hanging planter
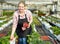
[38,10,46,16]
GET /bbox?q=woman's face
[18,3,25,12]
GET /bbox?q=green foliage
[0,10,13,27]
[3,11,13,17]
[0,31,11,44]
[45,41,52,44]
[27,24,44,44]
[0,18,6,20]
[0,17,12,27]
[38,10,45,16]
[27,32,43,44]
[45,16,60,23]
[33,11,38,14]
[38,10,42,15]
[33,16,41,25]
[0,36,10,44]
[50,26,60,35]
[0,30,17,44]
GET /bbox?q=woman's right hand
[10,35,14,41]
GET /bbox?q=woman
[10,1,33,44]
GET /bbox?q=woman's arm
[10,12,17,40]
[29,12,33,25]
[27,10,33,28]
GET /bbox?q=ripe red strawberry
[23,22,29,28]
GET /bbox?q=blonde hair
[18,1,26,7]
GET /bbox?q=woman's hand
[10,35,14,41]
[27,24,30,28]
[22,27,26,31]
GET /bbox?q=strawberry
[23,22,29,28]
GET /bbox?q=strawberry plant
[50,26,60,35]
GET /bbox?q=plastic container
[10,38,16,44]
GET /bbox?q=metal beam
[25,1,53,5]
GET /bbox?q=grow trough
[0,33,7,37]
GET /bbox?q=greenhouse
[0,0,60,44]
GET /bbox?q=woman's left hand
[27,24,30,28]
[22,27,26,31]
